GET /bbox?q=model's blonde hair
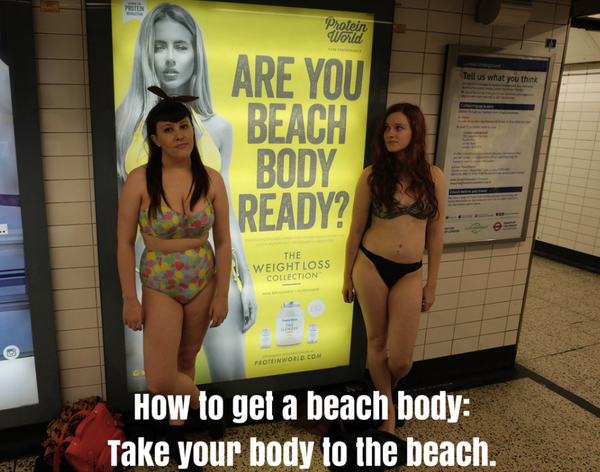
[115,2,214,181]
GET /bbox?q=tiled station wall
[390,0,569,362]
[33,0,104,404]
[536,62,600,257]
[30,0,570,404]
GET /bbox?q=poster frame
[0,0,61,429]
[436,45,554,247]
[86,0,394,411]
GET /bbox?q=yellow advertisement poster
[111,0,373,390]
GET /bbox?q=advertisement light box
[86,0,393,407]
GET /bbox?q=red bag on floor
[53,403,126,472]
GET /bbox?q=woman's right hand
[342,278,355,303]
[123,298,144,331]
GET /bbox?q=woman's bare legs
[352,250,395,433]
[179,277,217,382]
[142,276,216,425]
[387,270,423,390]
[353,250,423,434]
[202,276,246,381]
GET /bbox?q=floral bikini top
[138,201,214,239]
[372,199,430,220]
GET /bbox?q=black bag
[321,422,407,472]
[338,384,385,434]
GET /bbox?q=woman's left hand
[209,296,229,328]
[241,282,258,333]
[422,284,436,312]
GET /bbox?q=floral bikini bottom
[139,241,216,304]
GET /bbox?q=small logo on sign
[123,0,146,23]
[40,1,59,12]
[468,222,488,234]
[493,222,502,231]
[3,345,20,360]
[325,16,367,44]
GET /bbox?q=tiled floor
[517,256,600,409]
[4,256,600,471]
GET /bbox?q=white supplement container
[275,301,304,346]
[260,328,271,348]
[307,323,318,343]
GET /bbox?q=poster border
[436,44,554,247]
[86,0,394,411]
[0,0,61,429]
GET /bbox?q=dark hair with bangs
[146,99,210,220]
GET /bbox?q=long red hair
[368,103,439,219]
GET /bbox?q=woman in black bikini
[342,103,446,434]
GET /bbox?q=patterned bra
[138,201,214,239]
[372,199,430,220]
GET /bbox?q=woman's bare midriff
[141,232,209,252]
[361,214,426,263]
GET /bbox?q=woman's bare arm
[117,167,145,330]
[210,115,258,332]
[422,165,446,312]
[342,167,374,303]
[207,167,232,327]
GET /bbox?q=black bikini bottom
[359,242,422,289]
